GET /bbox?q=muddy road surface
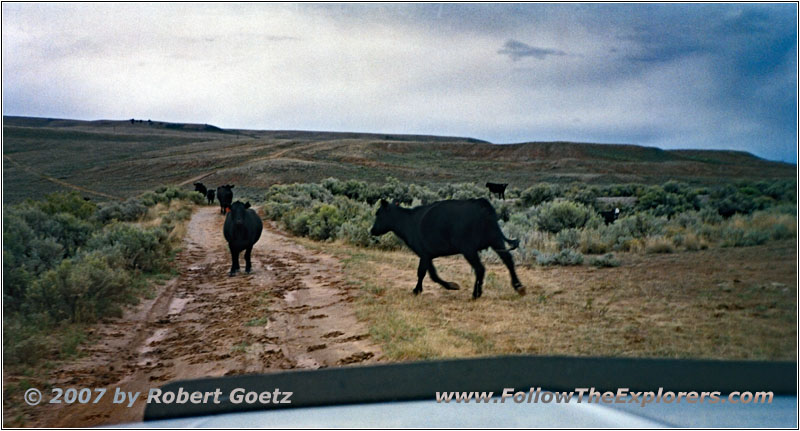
[19,206,382,427]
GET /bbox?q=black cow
[217,184,234,214]
[370,198,524,299]
[485,182,508,200]
[206,189,216,205]
[194,182,208,196]
[223,201,263,276]
[599,207,620,225]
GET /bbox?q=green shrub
[4,212,67,276]
[645,236,675,254]
[720,227,769,247]
[536,249,584,266]
[337,220,374,247]
[579,229,609,254]
[285,209,312,237]
[436,182,486,201]
[3,318,50,365]
[555,228,580,250]
[636,184,696,217]
[565,185,598,207]
[86,223,169,272]
[520,184,560,207]
[95,198,148,223]
[409,184,440,205]
[307,204,345,241]
[609,213,666,239]
[162,207,192,225]
[24,251,133,323]
[770,224,793,240]
[33,192,97,219]
[590,253,620,267]
[535,200,596,233]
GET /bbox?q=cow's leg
[244,246,253,274]
[229,246,241,276]
[428,260,460,290]
[413,258,428,295]
[463,252,485,299]
[495,248,525,295]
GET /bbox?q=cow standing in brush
[194,182,208,196]
[599,207,620,225]
[217,184,234,214]
[485,182,508,200]
[223,201,262,276]
[370,198,524,299]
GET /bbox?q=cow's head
[229,201,251,225]
[370,199,396,236]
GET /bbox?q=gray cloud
[1,3,796,163]
[497,39,567,61]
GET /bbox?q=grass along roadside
[290,234,796,362]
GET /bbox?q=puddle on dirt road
[167,296,191,315]
[136,328,169,362]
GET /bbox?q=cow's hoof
[515,285,526,296]
[412,288,422,295]
[446,282,460,290]
[229,272,236,277]
[245,269,252,274]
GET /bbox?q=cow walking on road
[206,189,216,205]
[370,198,524,299]
[217,184,234,214]
[194,182,208,196]
[223,201,263,276]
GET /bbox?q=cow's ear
[230,185,235,189]
[245,202,251,208]
[380,199,388,207]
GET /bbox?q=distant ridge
[3,115,795,204]
[500,141,779,165]
[2,116,489,144]
[2,115,229,134]
[4,115,785,164]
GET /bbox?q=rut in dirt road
[133,206,382,377]
[27,206,381,427]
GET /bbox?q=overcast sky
[2,3,797,162]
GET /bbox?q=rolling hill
[2,115,795,204]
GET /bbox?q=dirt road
[23,206,381,427]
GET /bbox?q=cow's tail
[493,233,520,252]
[504,235,520,251]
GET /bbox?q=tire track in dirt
[23,206,381,427]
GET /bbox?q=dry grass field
[293,236,796,361]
